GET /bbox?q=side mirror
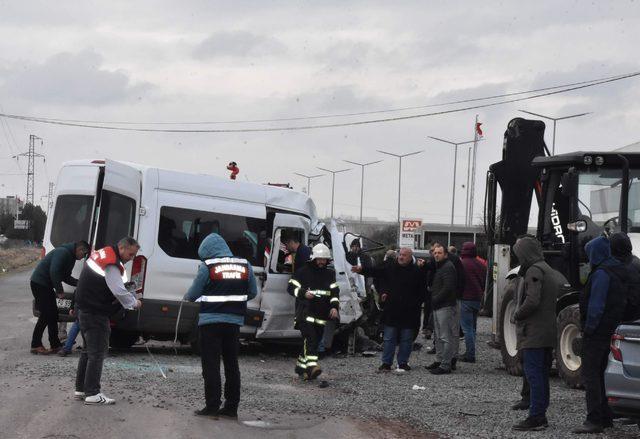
[560,169,578,197]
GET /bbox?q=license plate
[56,298,72,309]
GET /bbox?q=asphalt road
[1,267,640,439]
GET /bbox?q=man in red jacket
[458,242,486,363]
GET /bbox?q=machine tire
[556,304,583,388]
[498,287,523,376]
[109,329,139,349]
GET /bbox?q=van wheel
[556,304,583,388]
[498,286,523,376]
[109,329,139,349]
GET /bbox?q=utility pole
[316,167,351,218]
[468,114,481,226]
[377,149,424,224]
[428,136,481,226]
[465,147,472,226]
[13,135,45,206]
[519,110,590,155]
[343,159,383,223]
[46,182,54,215]
[293,172,324,196]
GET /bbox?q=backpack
[602,265,640,321]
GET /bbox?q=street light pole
[428,136,478,226]
[377,149,424,224]
[343,159,383,223]
[293,172,324,196]
[519,110,590,155]
[316,167,351,218]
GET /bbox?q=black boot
[511,400,530,411]
[512,416,548,431]
[194,406,219,417]
[424,361,441,370]
[571,421,604,434]
[217,406,238,419]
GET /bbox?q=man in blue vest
[185,233,258,419]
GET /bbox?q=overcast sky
[0,1,639,223]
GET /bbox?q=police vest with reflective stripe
[199,257,250,316]
[75,246,127,316]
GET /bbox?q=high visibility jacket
[198,257,250,316]
[75,246,127,316]
[287,263,339,325]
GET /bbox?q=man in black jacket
[287,243,339,380]
[425,244,459,375]
[353,247,426,372]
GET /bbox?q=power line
[8,71,635,126]
[0,71,638,134]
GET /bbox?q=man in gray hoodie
[511,235,567,431]
[184,233,258,419]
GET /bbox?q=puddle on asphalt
[242,420,272,428]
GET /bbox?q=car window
[50,195,94,247]
[158,206,267,266]
[94,191,136,249]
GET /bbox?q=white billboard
[399,219,422,249]
[13,220,30,230]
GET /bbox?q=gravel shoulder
[1,269,639,438]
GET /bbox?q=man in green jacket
[30,241,89,354]
[511,235,567,432]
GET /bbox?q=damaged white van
[42,159,364,348]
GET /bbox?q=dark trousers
[582,336,614,426]
[30,281,61,349]
[522,347,553,418]
[75,310,110,396]
[298,321,324,371]
[200,323,241,411]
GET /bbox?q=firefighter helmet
[310,243,331,260]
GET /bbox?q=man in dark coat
[459,242,486,362]
[30,241,89,354]
[352,247,426,372]
[610,232,640,321]
[424,244,459,375]
[573,236,631,434]
[511,235,566,431]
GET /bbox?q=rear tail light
[131,255,147,295]
[611,333,624,362]
[40,247,46,259]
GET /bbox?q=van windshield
[50,195,94,247]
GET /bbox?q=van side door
[256,213,310,338]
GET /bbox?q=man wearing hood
[30,240,89,354]
[511,235,566,431]
[459,242,487,363]
[184,233,258,419]
[610,232,640,321]
[288,243,340,380]
[573,236,631,434]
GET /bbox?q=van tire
[109,329,139,349]
[556,304,583,388]
[497,287,523,376]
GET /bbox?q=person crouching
[287,243,340,380]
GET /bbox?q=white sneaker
[394,367,406,374]
[84,393,115,405]
[74,391,85,401]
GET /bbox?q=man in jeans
[353,248,426,372]
[30,240,89,354]
[74,237,142,405]
[185,233,258,419]
[458,242,486,362]
[425,244,459,375]
[511,235,566,431]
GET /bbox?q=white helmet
[310,243,332,260]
